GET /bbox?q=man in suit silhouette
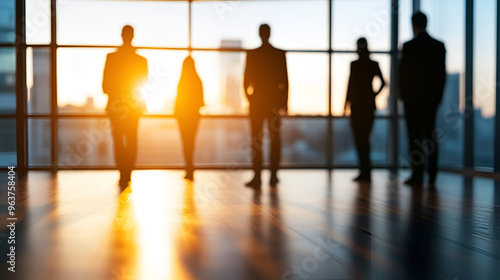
[399,12,446,185]
[102,25,148,186]
[244,24,288,187]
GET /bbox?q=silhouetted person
[399,12,446,186]
[345,38,386,182]
[175,56,204,181]
[102,25,148,186]
[244,24,288,188]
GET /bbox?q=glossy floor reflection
[0,170,499,280]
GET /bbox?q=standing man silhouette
[102,25,148,186]
[244,24,288,187]
[399,12,446,186]
[345,38,386,182]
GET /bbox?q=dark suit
[102,47,148,176]
[346,59,383,177]
[244,44,288,174]
[399,32,446,181]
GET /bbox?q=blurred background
[0,0,497,172]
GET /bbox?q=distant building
[474,109,495,167]
[27,49,50,114]
[220,40,245,114]
[436,73,463,167]
[0,1,15,42]
[0,0,16,165]
[0,72,15,114]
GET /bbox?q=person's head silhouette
[259,24,271,45]
[356,37,370,59]
[412,12,427,36]
[121,25,134,47]
[182,56,197,75]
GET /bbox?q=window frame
[7,0,494,172]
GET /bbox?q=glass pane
[136,118,183,167]
[57,1,189,47]
[0,119,16,166]
[401,90,465,170]
[473,0,496,168]
[421,0,465,78]
[287,53,329,116]
[437,73,464,168]
[57,48,111,114]
[192,1,329,50]
[398,119,410,167]
[399,0,413,48]
[59,118,185,167]
[332,53,391,116]
[58,117,329,167]
[28,118,51,166]
[194,118,250,166]
[333,118,388,165]
[193,51,329,116]
[332,0,390,51]
[0,0,15,43]
[282,118,327,166]
[195,118,327,166]
[58,119,114,166]
[0,48,16,114]
[421,0,466,169]
[27,47,50,114]
[191,51,248,115]
[26,0,51,44]
[137,49,188,115]
[57,48,187,114]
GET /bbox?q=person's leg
[361,111,374,177]
[423,109,438,184]
[178,117,200,180]
[122,116,139,182]
[178,118,191,170]
[351,109,373,181]
[192,116,201,163]
[247,108,264,187]
[268,109,281,186]
[187,117,200,171]
[404,105,424,183]
[351,111,365,176]
[109,117,125,176]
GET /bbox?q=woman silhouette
[175,56,204,181]
[345,38,386,182]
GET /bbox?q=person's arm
[344,62,354,116]
[243,52,253,100]
[102,54,111,94]
[281,52,289,113]
[374,62,386,96]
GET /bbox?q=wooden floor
[0,169,499,280]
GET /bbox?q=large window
[23,0,397,169]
